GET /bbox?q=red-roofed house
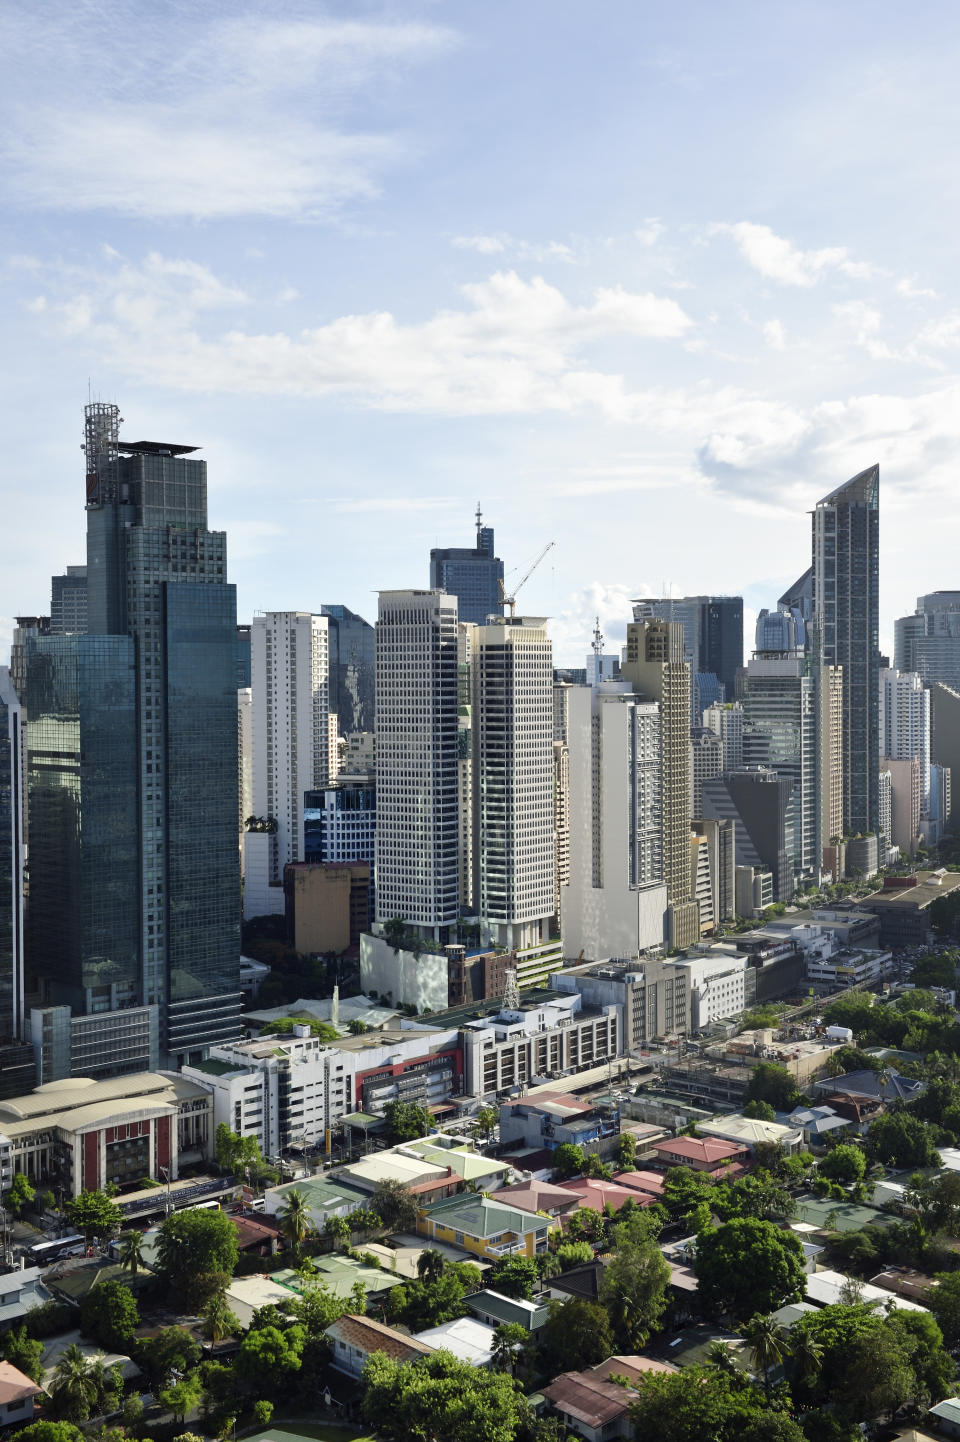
[496,1179,579,1217]
[0,1361,44,1424]
[325,1314,434,1379]
[557,1179,656,1213]
[613,1170,666,1196]
[650,1136,749,1175]
[541,1370,639,1442]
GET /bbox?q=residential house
[325,1314,433,1379]
[814,1069,925,1106]
[0,1362,44,1425]
[466,1288,550,1332]
[541,1370,640,1442]
[413,1316,497,1365]
[495,1178,580,1217]
[649,1135,749,1175]
[499,1092,621,1157]
[928,1399,960,1438]
[263,1175,371,1231]
[556,1179,657,1213]
[698,1114,802,1155]
[784,1105,852,1147]
[804,1269,929,1313]
[612,1170,666,1197]
[418,1194,555,1259]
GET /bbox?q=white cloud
[635,218,664,246]
[763,318,786,350]
[897,275,939,300]
[453,235,508,254]
[0,11,455,220]
[452,234,576,263]
[24,251,694,418]
[916,312,960,348]
[712,221,881,287]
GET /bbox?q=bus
[29,1235,85,1265]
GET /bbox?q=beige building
[818,662,844,859]
[284,862,370,954]
[623,617,698,948]
[882,755,922,858]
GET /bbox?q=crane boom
[499,540,555,619]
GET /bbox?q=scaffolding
[82,401,120,505]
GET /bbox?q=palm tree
[116,1229,145,1276]
[789,1330,823,1392]
[706,1340,742,1379]
[279,1188,313,1260]
[741,1314,791,1399]
[52,1343,98,1422]
[416,1248,445,1284]
[490,1322,528,1374]
[202,1294,240,1343]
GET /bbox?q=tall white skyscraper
[703,702,744,771]
[472,616,555,951]
[375,590,460,938]
[244,612,335,919]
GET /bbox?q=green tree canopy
[487,1255,541,1300]
[819,1144,867,1183]
[383,1100,432,1144]
[370,1178,419,1232]
[361,1349,528,1442]
[156,1208,239,1310]
[551,1142,585,1179]
[385,1263,480,1331]
[2,1325,44,1382]
[600,1227,670,1348]
[159,1372,204,1425]
[136,1326,202,1389]
[929,1270,960,1345]
[236,1323,306,1395]
[627,1363,771,1442]
[866,1111,940,1169]
[695,1218,805,1320]
[79,1278,140,1352]
[746,1062,799,1112]
[743,1100,777,1122]
[17,1424,84,1442]
[5,1173,35,1217]
[542,1298,613,1373]
[64,1190,122,1240]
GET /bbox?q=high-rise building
[880,668,931,811]
[375,590,459,938]
[472,616,555,951]
[49,566,88,635]
[692,817,736,926]
[690,727,723,820]
[562,684,667,960]
[321,604,376,735]
[812,465,880,836]
[26,403,242,1069]
[703,702,744,770]
[817,661,845,858]
[741,656,817,879]
[881,755,922,858]
[895,593,960,692]
[244,612,336,920]
[429,508,504,625]
[632,596,743,706]
[702,769,795,903]
[931,683,960,830]
[457,624,476,915]
[623,616,697,945]
[0,671,24,1046]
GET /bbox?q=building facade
[702,768,795,903]
[49,566,88,635]
[321,605,376,736]
[0,672,23,1052]
[429,511,504,626]
[812,466,880,836]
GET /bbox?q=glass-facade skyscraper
[321,604,376,734]
[25,403,242,1069]
[812,465,880,837]
[429,511,504,625]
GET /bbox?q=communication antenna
[591,616,604,657]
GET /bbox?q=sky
[3,1,960,666]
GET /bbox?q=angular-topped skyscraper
[26,403,242,1071]
[429,507,504,625]
[812,465,880,837]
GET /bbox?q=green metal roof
[424,1193,547,1237]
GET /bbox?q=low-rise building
[805,946,893,989]
[556,1178,658,1212]
[0,1362,44,1425]
[698,1113,802,1155]
[0,1073,212,1195]
[263,1175,372,1232]
[498,1092,621,1157]
[467,1288,550,1332]
[325,1314,433,1379]
[863,871,960,948]
[460,992,620,1100]
[804,1269,928,1313]
[649,1136,749,1174]
[541,1370,640,1442]
[418,1193,555,1259]
[413,1316,497,1366]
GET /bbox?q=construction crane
[499,540,556,619]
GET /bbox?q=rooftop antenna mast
[591,616,604,657]
[475,501,483,544]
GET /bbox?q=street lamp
[159,1166,172,1217]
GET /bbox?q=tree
[551,1142,585,1179]
[361,1349,528,1442]
[371,1178,419,1232]
[555,1240,594,1269]
[584,1153,613,1180]
[416,1248,446,1284]
[542,1298,613,1373]
[159,1372,204,1425]
[867,1111,940,1168]
[137,1326,201,1389]
[278,1187,314,1260]
[121,1395,144,1430]
[64,1190,122,1241]
[695,1218,806,1320]
[2,1325,44,1382]
[157,1208,239,1310]
[17,1425,84,1442]
[253,1400,274,1427]
[386,1265,476,1330]
[929,1270,960,1345]
[911,953,958,987]
[819,1144,867,1184]
[236,1324,305,1394]
[80,1279,139,1352]
[51,1344,98,1422]
[116,1229,146,1277]
[383,917,409,952]
[5,1172,35,1218]
[201,1294,240,1343]
[490,1321,529,1374]
[477,1107,498,1140]
[743,1100,776,1122]
[614,1133,636,1169]
[627,1364,770,1442]
[324,1214,351,1251]
[383,1099,432,1143]
[746,1062,798,1112]
[740,1313,790,1398]
[600,1233,670,1348]
[488,1255,540,1300]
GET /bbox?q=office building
[741,656,817,879]
[321,605,376,735]
[896,593,960,693]
[779,566,814,633]
[235,623,251,687]
[429,508,504,625]
[632,595,743,704]
[880,668,931,812]
[623,616,698,946]
[0,671,30,1097]
[472,616,554,951]
[284,862,371,954]
[26,402,242,1070]
[755,606,805,655]
[690,726,723,820]
[702,768,795,903]
[457,624,476,914]
[690,830,714,934]
[49,566,87,635]
[562,684,667,961]
[244,612,336,920]
[878,767,893,857]
[812,465,880,836]
[303,781,376,867]
[703,702,744,770]
[931,684,960,829]
[553,957,690,1050]
[692,817,736,926]
[375,590,459,938]
[817,662,845,859]
[881,755,922,858]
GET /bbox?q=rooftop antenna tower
[591,616,604,657]
[475,501,483,544]
[82,401,121,507]
[503,968,520,1011]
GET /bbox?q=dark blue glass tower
[429,509,504,625]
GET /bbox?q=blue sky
[3,1,960,663]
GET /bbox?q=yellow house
[418,1193,556,1259]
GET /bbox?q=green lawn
[243,1427,375,1442]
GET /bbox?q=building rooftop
[413,1315,497,1365]
[542,1370,639,1428]
[557,1179,656,1212]
[0,1361,43,1404]
[326,1313,433,1364]
[0,1072,208,1126]
[805,1269,928,1313]
[700,1114,802,1146]
[652,1136,747,1164]
[467,1288,549,1330]
[425,1193,548,1238]
[590,1354,678,1384]
[496,1179,577,1213]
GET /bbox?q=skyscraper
[375,590,459,938]
[895,592,960,692]
[429,508,504,625]
[632,595,743,713]
[49,566,88,635]
[244,612,336,920]
[321,604,376,734]
[0,670,24,1044]
[472,616,555,951]
[27,402,242,1069]
[812,465,880,836]
[741,656,816,879]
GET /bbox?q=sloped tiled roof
[325,1313,433,1364]
[543,1370,638,1427]
[0,1361,43,1404]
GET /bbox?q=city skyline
[4,3,960,664]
